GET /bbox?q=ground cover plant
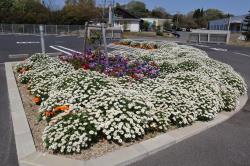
[15,40,247,154]
[114,39,158,50]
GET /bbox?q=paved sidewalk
[0,64,19,166]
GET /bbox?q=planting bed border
[5,62,248,166]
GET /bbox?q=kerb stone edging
[5,62,248,166]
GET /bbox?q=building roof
[114,7,140,20]
[209,15,247,24]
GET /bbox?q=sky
[50,0,250,15]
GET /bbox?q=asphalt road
[0,34,250,166]
[0,64,19,166]
[0,34,85,63]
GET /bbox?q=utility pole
[108,4,112,27]
[227,15,231,31]
[102,0,107,22]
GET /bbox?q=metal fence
[0,24,86,35]
[188,30,230,44]
[0,24,122,39]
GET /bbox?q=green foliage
[87,30,102,49]
[0,0,100,24]
[151,7,170,19]
[142,21,150,31]
[205,9,225,21]
[125,0,149,17]
[163,21,171,30]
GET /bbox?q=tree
[141,20,149,31]
[151,7,170,18]
[11,0,49,24]
[63,0,100,24]
[163,21,171,30]
[65,0,78,5]
[205,9,225,21]
[125,0,149,17]
[193,8,207,28]
[242,11,250,41]
[0,0,14,23]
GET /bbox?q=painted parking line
[16,41,40,44]
[54,45,82,54]
[210,48,228,52]
[189,44,210,48]
[8,54,29,59]
[232,52,250,58]
[196,44,210,48]
[49,46,72,55]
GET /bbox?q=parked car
[186,27,191,32]
[171,31,180,38]
[176,27,183,31]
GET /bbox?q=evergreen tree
[242,11,250,41]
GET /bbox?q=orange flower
[19,68,26,74]
[32,97,41,103]
[44,111,55,117]
[54,105,69,112]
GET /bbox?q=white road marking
[210,48,228,52]
[55,45,82,54]
[16,41,40,44]
[49,46,72,55]
[46,52,61,57]
[8,54,29,59]
[232,52,250,58]
[196,44,210,48]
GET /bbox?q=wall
[114,20,140,32]
[129,21,140,32]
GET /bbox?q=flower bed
[114,39,158,50]
[15,41,247,155]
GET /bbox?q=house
[208,15,247,32]
[113,7,142,32]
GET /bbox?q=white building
[114,18,141,32]
[113,7,141,32]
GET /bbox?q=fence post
[198,33,201,44]
[23,24,25,33]
[33,24,36,34]
[111,28,114,39]
[39,25,46,54]
[44,25,47,35]
[1,24,3,33]
[83,22,88,55]
[56,25,58,35]
[68,25,70,34]
[12,24,14,33]
[102,23,107,55]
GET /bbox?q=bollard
[83,22,88,55]
[39,25,46,54]
[102,23,107,55]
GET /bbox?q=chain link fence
[0,24,86,35]
[0,24,122,39]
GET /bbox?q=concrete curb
[5,62,248,166]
